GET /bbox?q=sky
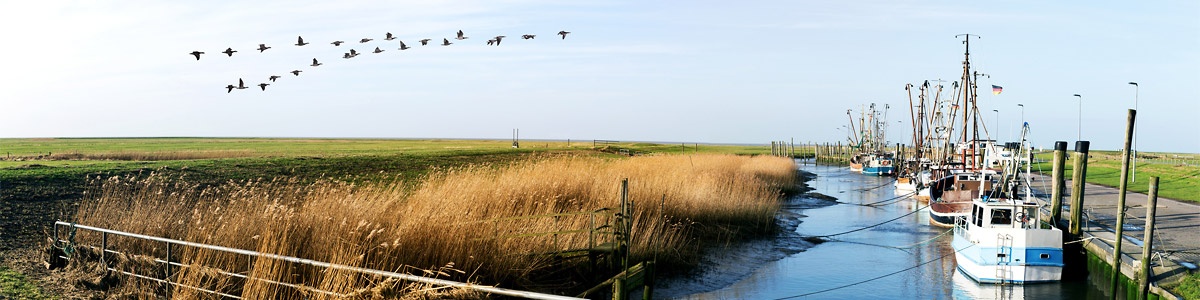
[1,1,1197,153]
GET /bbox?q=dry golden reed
[71,154,796,298]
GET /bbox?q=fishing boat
[928,169,995,227]
[951,191,1063,284]
[863,153,895,176]
[849,154,866,173]
[845,104,894,176]
[927,34,1002,227]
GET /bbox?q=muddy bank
[655,170,837,298]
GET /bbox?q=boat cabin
[968,198,1040,229]
[930,171,997,203]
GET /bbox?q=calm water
[673,160,1115,300]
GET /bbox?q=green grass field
[0,266,48,299]
[0,138,794,202]
[1031,150,1200,203]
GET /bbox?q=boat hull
[928,201,971,228]
[863,166,894,176]
[895,177,916,195]
[952,225,1064,284]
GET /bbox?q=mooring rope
[853,178,898,191]
[804,203,930,239]
[840,190,916,207]
[828,227,953,251]
[772,243,976,299]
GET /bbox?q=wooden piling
[1138,176,1159,300]
[1110,109,1137,300]
[1069,141,1090,236]
[1051,141,1068,226]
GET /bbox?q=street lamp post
[1080,93,1089,140]
[993,109,1000,139]
[1017,104,1024,125]
[1129,82,1139,182]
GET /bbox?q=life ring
[1015,212,1030,224]
[881,160,891,166]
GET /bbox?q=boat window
[991,208,1012,225]
[973,205,984,227]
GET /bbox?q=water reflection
[672,160,1104,299]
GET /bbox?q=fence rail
[52,221,586,300]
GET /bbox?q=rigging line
[805,203,931,239]
[772,243,976,300]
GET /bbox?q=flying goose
[257,44,271,52]
[398,41,410,50]
[225,84,235,93]
[493,35,506,45]
[385,32,396,40]
[349,49,359,57]
[222,47,237,57]
[290,70,302,76]
[558,31,570,39]
[441,38,452,46]
[521,34,535,39]
[343,52,352,59]
[360,38,373,43]
[456,30,468,40]
[295,36,309,46]
[419,38,431,46]
[268,75,281,82]
[258,83,270,91]
[236,78,249,90]
[189,51,204,60]
[373,47,384,53]
[311,58,322,67]
[331,40,345,46]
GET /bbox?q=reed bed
[69,154,796,299]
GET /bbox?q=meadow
[0,138,803,298]
[1031,150,1200,202]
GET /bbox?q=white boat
[951,195,1064,284]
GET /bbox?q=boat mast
[906,83,919,166]
[956,34,979,171]
[846,109,860,146]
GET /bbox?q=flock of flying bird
[190,30,573,93]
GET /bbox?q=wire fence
[50,221,587,300]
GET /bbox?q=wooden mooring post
[1068,141,1090,236]
[1109,109,1136,300]
[1138,176,1160,300]
[1051,141,1070,225]
[1051,141,1068,226]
